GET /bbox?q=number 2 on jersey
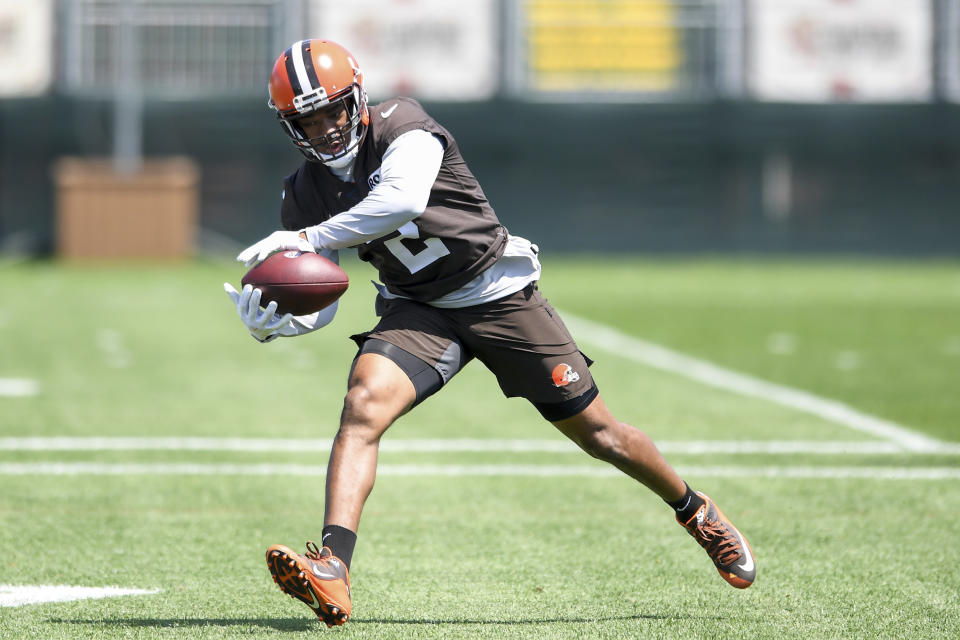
[383,221,450,274]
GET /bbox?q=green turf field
[1,256,958,639]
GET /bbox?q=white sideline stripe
[562,312,944,452]
[676,466,960,480]
[0,378,38,397]
[1,462,958,480]
[0,584,159,607]
[3,437,960,455]
[663,440,960,455]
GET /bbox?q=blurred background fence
[0,0,958,256]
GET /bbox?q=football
[241,251,349,315]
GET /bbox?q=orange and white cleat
[266,541,352,627]
[678,492,756,589]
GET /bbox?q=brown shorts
[350,284,596,407]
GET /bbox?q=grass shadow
[50,611,708,629]
[47,617,316,632]
[354,613,685,624]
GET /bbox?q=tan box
[54,157,200,259]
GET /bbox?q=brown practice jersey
[279,97,508,302]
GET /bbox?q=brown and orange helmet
[268,39,369,164]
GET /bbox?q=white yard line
[0,378,39,397]
[666,440,959,454]
[562,312,945,452]
[0,462,958,480]
[0,584,159,607]
[96,328,132,369]
[2,437,959,455]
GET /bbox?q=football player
[225,39,755,627]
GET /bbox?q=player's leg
[267,350,416,626]
[553,394,755,588]
[550,393,686,501]
[546,380,756,590]
[324,349,418,533]
[461,285,755,589]
[268,299,466,626]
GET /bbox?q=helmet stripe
[283,44,303,96]
[301,40,322,93]
[289,39,314,96]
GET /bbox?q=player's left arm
[300,129,444,250]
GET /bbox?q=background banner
[313,0,498,101]
[748,0,932,102]
[0,0,52,97]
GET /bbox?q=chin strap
[323,146,359,180]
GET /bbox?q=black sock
[667,482,705,523]
[321,525,357,570]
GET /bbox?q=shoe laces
[304,540,326,561]
[691,518,741,566]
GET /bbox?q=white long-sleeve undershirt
[301,129,445,250]
[283,128,540,340]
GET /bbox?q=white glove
[223,283,297,342]
[236,230,315,268]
